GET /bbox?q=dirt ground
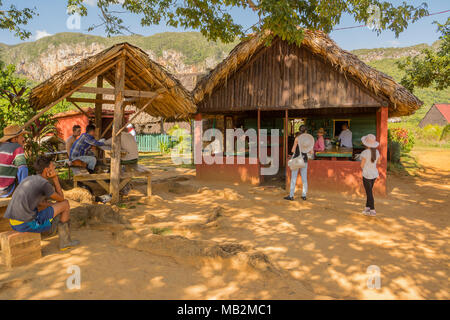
[0,148,448,300]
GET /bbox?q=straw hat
[298,133,315,153]
[0,125,30,143]
[361,134,379,148]
[317,128,325,135]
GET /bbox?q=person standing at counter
[284,126,314,201]
[313,128,325,152]
[338,123,353,148]
[360,134,381,217]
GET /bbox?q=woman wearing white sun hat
[360,134,381,216]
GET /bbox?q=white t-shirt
[105,132,138,161]
[360,149,380,179]
[339,129,353,148]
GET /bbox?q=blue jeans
[72,156,97,170]
[289,163,308,198]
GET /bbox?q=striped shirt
[0,142,27,193]
[69,133,105,160]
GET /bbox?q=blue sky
[0,0,448,50]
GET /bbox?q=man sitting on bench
[65,124,81,158]
[0,125,29,198]
[69,124,105,174]
[4,156,80,251]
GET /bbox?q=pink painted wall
[196,156,261,185]
[56,114,89,141]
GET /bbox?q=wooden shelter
[419,103,450,128]
[27,42,196,203]
[192,30,422,195]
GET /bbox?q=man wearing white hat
[0,125,29,198]
[285,125,314,201]
[360,134,381,216]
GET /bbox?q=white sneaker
[369,210,376,216]
[362,207,370,215]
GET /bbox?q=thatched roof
[30,42,196,119]
[193,30,423,117]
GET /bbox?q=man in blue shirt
[69,124,105,173]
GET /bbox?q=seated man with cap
[0,125,29,198]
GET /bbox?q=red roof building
[419,103,450,128]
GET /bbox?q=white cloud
[387,40,400,47]
[35,30,53,40]
[83,0,97,6]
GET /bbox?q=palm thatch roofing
[193,30,423,117]
[30,42,196,119]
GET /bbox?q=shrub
[420,124,443,141]
[388,128,415,153]
[440,124,450,141]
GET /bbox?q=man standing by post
[0,125,29,198]
[338,123,353,148]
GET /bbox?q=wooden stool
[0,231,41,269]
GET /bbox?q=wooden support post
[376,106,388,195]
[284,109,288,168]
[95,76,103,139]
[110,58,125,204]
[194,113,203,166]
[257,108,261,165]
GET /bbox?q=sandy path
[0,148,449,299]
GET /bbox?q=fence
[136,134,171,152]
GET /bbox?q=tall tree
[397,17,449,92]
[0,1,37,40]
[65,0,429,44]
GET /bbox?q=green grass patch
[151,227,172,235]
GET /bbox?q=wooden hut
[26,42,196,203]
[192,30,422,195]
[419,103,450,128]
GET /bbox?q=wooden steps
[0,231,41,269]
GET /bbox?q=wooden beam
[66,97,136,105]
[77,86,158,99]
[69,101,89,117]
[21,59,120,130]
[95,76,103,140]
[114,95,159,137]
[110,58,125,204]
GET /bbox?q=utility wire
[333,9,450,31]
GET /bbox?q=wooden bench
[73,164,152,197]
[0,231,41,268]
[0,198,12,233]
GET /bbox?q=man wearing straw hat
[0,125,29,198]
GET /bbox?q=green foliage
[397,17,449,92]
[158,140,170,154]
[388,127,414,154]
[420,124,443,141]
[65,0,430,45]
[441,124,450,141]
[0,62,57,172]
[366,57,450,126]
[0,1,37,40]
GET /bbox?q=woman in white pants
[285,126,314,201]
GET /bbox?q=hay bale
[64,188,94,204]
